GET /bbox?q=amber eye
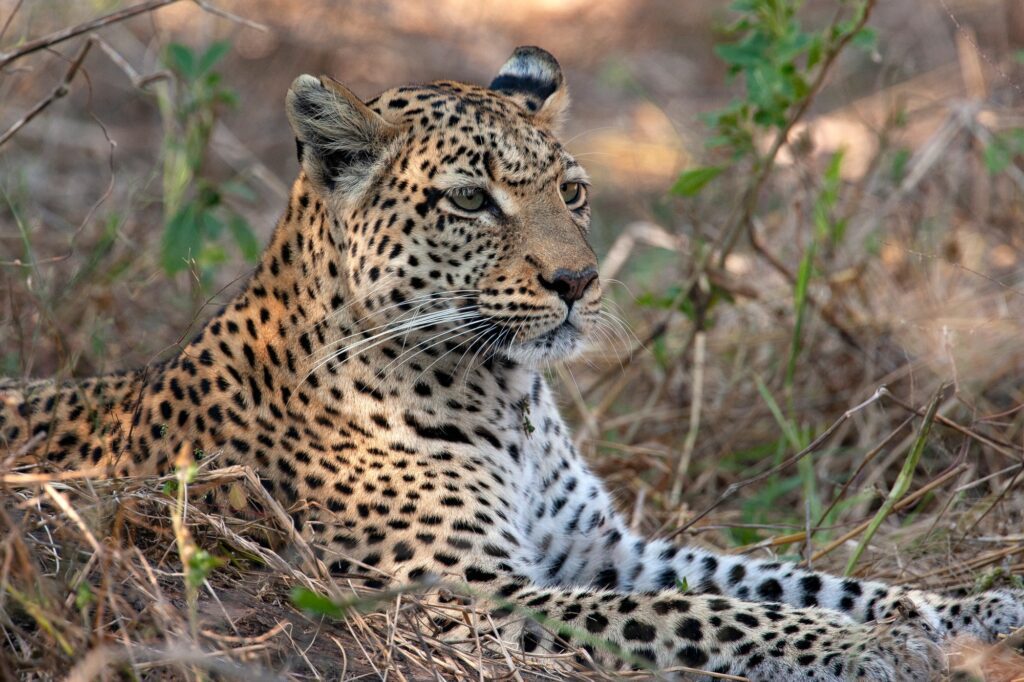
[449,188,488,212]
[560,181,585,208]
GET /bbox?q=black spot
[676,645,709,667]
[657,567,678,589]
[465,566,497,582]
[728,564,746,585]
[585,612,609,633]
[618,597,638,614]
[522,629,540,652]
[734,612,759,628]
[623,619,656,642]
[757,579,783,601]
[675,617,703,641]
[489,74,558,103]
[595,567,618,589]
[393,542,414,562]
[403,413,472,444]
[653,599,690,615]
[717,626,744,643]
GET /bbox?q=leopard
[2,46,1022,680]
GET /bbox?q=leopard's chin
[501,321,586,366]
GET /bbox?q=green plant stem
[843,385,945,575]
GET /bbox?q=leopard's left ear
[489,46,568,133]
[286,74,399,201]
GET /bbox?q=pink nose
[539,267,598,305]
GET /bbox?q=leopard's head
[286,46,600,367]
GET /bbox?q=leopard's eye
[449,188,489,212]
[560,181,585,208]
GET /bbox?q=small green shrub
[158,41,259,281]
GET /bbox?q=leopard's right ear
[286,74,399,201]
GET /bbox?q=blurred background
[2,0,1024,590]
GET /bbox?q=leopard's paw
[934,589,1024,642]
[846,619,944,681]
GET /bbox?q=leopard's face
[287,47,601,366]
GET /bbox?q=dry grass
[3,0,1024,679]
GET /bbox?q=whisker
[599,278,639,301]
[306,274,399,331]
[371,318,491,386]
[302,309,480,382]
[312,291,481,355]
[480,325,514,367]
[412,325,493,389]
[312,303,479,358]
[598,309,641,349]
[455,324,500,378]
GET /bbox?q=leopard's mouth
[499,318,586,365]
[531,320,581,345]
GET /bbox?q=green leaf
[984,139,1012,175]
[785,243,816,387]
[214,89,240,109]
[200,210,224,238]
[844,387,943,575]
[715,42,763,68]
[222,179,257,202]
[671,166,725,197]
[851,27,878,50]
[187,549,225,589]
[198,244,228,268]
[165,43,197,80]
[75,583,94,610]
[228,215,261,261]
[161,204,201,274]
[197,41,231,76]
[888,147,910,183]
[290,587,347,619]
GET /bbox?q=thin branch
[669,329,706,507]
[0,38,93,149]
[884,392,1023,460]
[0,0,24,44]
[192,0,268,32]
[94,35,172,90]
[585,3,879,404]
[0,0,182,72]
[0,0,266,74]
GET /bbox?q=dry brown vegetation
[2,0,1024,679]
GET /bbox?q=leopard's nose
[538,267,598,305]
